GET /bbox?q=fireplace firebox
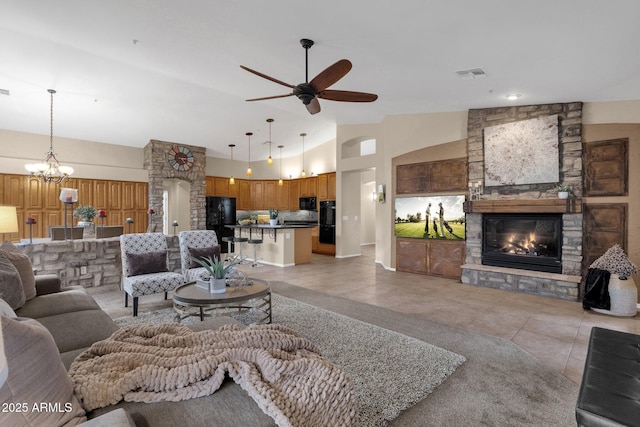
[482,213,563,273]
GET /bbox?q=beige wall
[581,124,640,284]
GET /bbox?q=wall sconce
[377,184,385,204]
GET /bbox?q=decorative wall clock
[167,145,195,171]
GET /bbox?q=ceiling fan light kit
[241,38,378,115]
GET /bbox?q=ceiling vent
[0,89,9,96]
[455,68,487,79]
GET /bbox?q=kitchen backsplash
[237,210,318,224]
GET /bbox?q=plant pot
[557,191,569,199]
[270,219,277,226]
[209,278,227,294]
[592,274,637,317]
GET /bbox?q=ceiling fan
[241,39,378,115]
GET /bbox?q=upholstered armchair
[178,230,221,282]
[120,233,184,316]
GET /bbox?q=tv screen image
[394,195,466,239]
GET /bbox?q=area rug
[113,293,466,426]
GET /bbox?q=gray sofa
[11,277,276,427]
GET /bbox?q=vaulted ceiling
[2,1,639,161]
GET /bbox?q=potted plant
[589,244,638,316]
[192,256,242,293]
[73,204,97,222]
[269,208,279,226]
[554,184,573,199]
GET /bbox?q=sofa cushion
[126,251,168,276]
[36,309,119,354]
[0,240,36,301]
[0,316,86,426]
[15,287,100,319]
[188,245,221,268]
[0,297,16,318]
[0,253,25,310]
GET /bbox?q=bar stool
[221,236,236,261]
[233,236,249,263]
[248,238,263,267]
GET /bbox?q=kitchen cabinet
[288,180,300,210]
[251,181,264,210]
[215,177,230,196]
[237,180,251,210]
[327,173,336,199]
[264,181,277,209]
[108,181,122,211]
[205,177,215,196]
[299,176,317,197]
[94,180,108,210]
[275,181,289,211]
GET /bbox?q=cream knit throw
[69,323,356,427]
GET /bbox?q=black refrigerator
[319,200,336,245]
[206,197,236,253]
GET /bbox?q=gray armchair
[120,233,184,316]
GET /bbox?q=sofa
[0,241,276,427]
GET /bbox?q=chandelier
[25,89,74,184]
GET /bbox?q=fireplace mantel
[463,198,582,214]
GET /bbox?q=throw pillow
[126,251,168,277]
[0,240,36,301]
[188,245,221,268]
[0,298,16,318]
[0,253,26,310]
[0,316,86,426]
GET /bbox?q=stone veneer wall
[18,236,182,289]
[462,102,584,300]
[144,140,207,232]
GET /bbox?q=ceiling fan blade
[306,97,321,115]
[246,93,294,102]
[240,65,295,89]
[309,59,352,92]
[318,89,378,103]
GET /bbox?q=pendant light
[277,145,284,186]
[266,118,274,166]
[246,132,253,176]
[300,132,307,178]
[228,144,236,185]
[25,89,74,184]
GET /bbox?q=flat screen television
[394,195,466,239]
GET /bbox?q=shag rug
[113,294,466,426]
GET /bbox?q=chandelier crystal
[25,89,74,184]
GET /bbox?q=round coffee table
[172,278,271,325]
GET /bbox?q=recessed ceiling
[1,0,639,161]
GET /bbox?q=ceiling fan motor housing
[293,84,316,105]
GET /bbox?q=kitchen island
[226,224,314,267]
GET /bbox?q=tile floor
[235,244,639,385]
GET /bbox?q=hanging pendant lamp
[228,144,236,185]
[246,132,253,176]
[300,132,307,178]
[277,145,284,186]
[25,89,74,184]
[266,118,274,166]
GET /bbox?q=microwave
[299,197,316,210]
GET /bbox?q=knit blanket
[69,323,357,427]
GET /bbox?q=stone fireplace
[461,102,584,301]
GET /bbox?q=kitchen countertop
[226,223,316,229]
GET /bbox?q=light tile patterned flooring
[236,244,639,385]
